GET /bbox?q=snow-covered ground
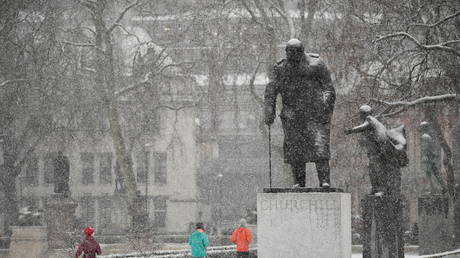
[353,253,419,258]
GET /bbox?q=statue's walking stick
[268,126,272,189]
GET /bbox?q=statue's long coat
[264,53,335,164]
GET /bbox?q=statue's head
[359,105,372,120]
[420,121,430,133]
[285,38,304,63]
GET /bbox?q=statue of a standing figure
[345,105,408,195]
[420,121,445,193]
[53,151,70,197]
[264,39,336,188]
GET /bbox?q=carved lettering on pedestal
[261,197,341,241]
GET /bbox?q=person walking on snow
[75,227,101,258]
[189,222,209,258]
[231,219,253,257]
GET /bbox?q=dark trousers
[237,252,249,257]
[292,160,330,187]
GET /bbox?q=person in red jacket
[230,219,252,257]
[75,227,101,258]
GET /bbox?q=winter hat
[195,222,204,230]
[84,227,94,236]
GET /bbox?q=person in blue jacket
[189,222,209,258]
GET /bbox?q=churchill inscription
[260,198,341,235]
[257,193,351,258]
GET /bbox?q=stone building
[15,93,204,234]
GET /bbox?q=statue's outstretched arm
[344,121,370,135]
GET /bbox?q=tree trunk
[92,1,137,203]
[426,108,455,196]
[108,103,137,201]
[299,0,319,48]
[1,174,19,235]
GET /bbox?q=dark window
[79,195,95,227]
[81,152,94,184]
[43,152,57,185]
[99,153,112,184]
[153,152,167,184]
[25,153,39,186]
[153,197,167,227]
[137,151,149,183]
[98,197,112,232]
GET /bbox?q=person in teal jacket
[189,222,209,258]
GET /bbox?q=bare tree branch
[59,40,95,47]
[0,79,29,87]
[114,72,152,97]
[410,11,460,28]
[375,32,460,57]
[269,5,295,38]
[108,0,139,33]
[78,0,97,14]
[81,67,96,73]
[377,107,407,118]
[253,0,272,28]
[372,94,458,107]
[154,103,198,111]
[239,0,264,27]
[115,61,194,98]
[443,40,460,46]
[112,23,141,43]
[247,61,263,105]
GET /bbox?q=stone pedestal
[362,195,404,258]
[418,194,455,255]
[45,194,78,249]
[257,188,351,258]
[9,226,48,258]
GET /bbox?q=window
[25,153,38,186]
[79,195,95,227]
[99,153,112,184]
[136,151,149,183]
[43,152,57,185]
[153,152,167,184]
[98,197,112,232]
[81,152,94,184]
[153,197,167,227]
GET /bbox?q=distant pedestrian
[75,227,101,258]
[231,218,252,257]
[189,222,209,258]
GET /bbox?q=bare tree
[0,0,71,232]
[368,0,460,196]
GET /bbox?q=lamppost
[0,134,4,166]
[216,173,223,234]
[143,142,152,231]
[144,143,152,199]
